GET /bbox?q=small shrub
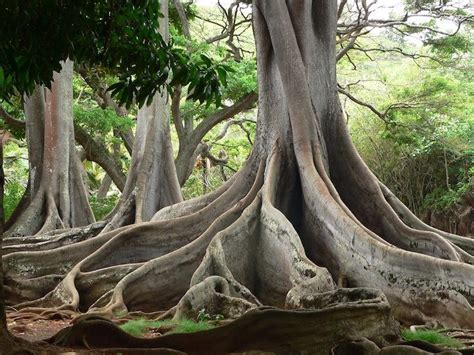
[197,308,210,322]
[401,329,463,348]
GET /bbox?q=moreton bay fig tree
[2,0,473,353]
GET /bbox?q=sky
[193,0,466,41]
[195,0,404,18]
[195,0,235,6]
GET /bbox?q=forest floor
[6,310,474,353]
[8,313,71,343]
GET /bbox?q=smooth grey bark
[5,60,95,237]
[1,99,125,233]
[97,175,113,200]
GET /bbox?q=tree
[162,0,258,186]
[348,60,473,235]
[5,60,95,237]
[3,2,474,353]
[335,0,473,121]
[3,1,474,353]
[0,0,230,110]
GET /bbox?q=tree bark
[5,60,95,237]
[3,0,474,352]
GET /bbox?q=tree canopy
[0,0,231,107]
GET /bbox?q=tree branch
[192,91,257,148]
[0,106,25,131]
[74,125,126,191]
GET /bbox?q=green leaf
[216,67,227,87]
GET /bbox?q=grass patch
[119,318,215,337]
[401,329,463,348]
[172,319,214,333]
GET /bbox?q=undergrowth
[119,318,215,337]
[401,329,463,348]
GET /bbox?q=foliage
[2,143,27,221]
[0,100,25,139]
[89,194,120,221]
[347,49,473,217]
[169,0,198,35]
[422,175,473,212]
[401,329,463,348]
[119,317,215,337]
[426,34,472,57]
[221,58,258,100]
[74,105,133,136]
[0,0,231,108]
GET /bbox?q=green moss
[119,318,154,337]
[401,329,463,348]
[119,318,215,337]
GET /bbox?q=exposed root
[172,275,260,321]
[380,182,474,259]
[87,160,265,316]
[2,221,107,255]
[4,160,262,315]
[299,149,474,327]
[49,303,399,354]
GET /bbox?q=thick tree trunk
[3,0,474,352]
[5,60,95,237]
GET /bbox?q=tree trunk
[74,125,126,192]
[3,0,474,352]
[102,1,182,231]
[5,60,95,237]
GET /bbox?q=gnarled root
[49,301,398,354]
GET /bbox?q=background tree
[349,59,473,236]
[103,1,184,229]
[6,61,95,237]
